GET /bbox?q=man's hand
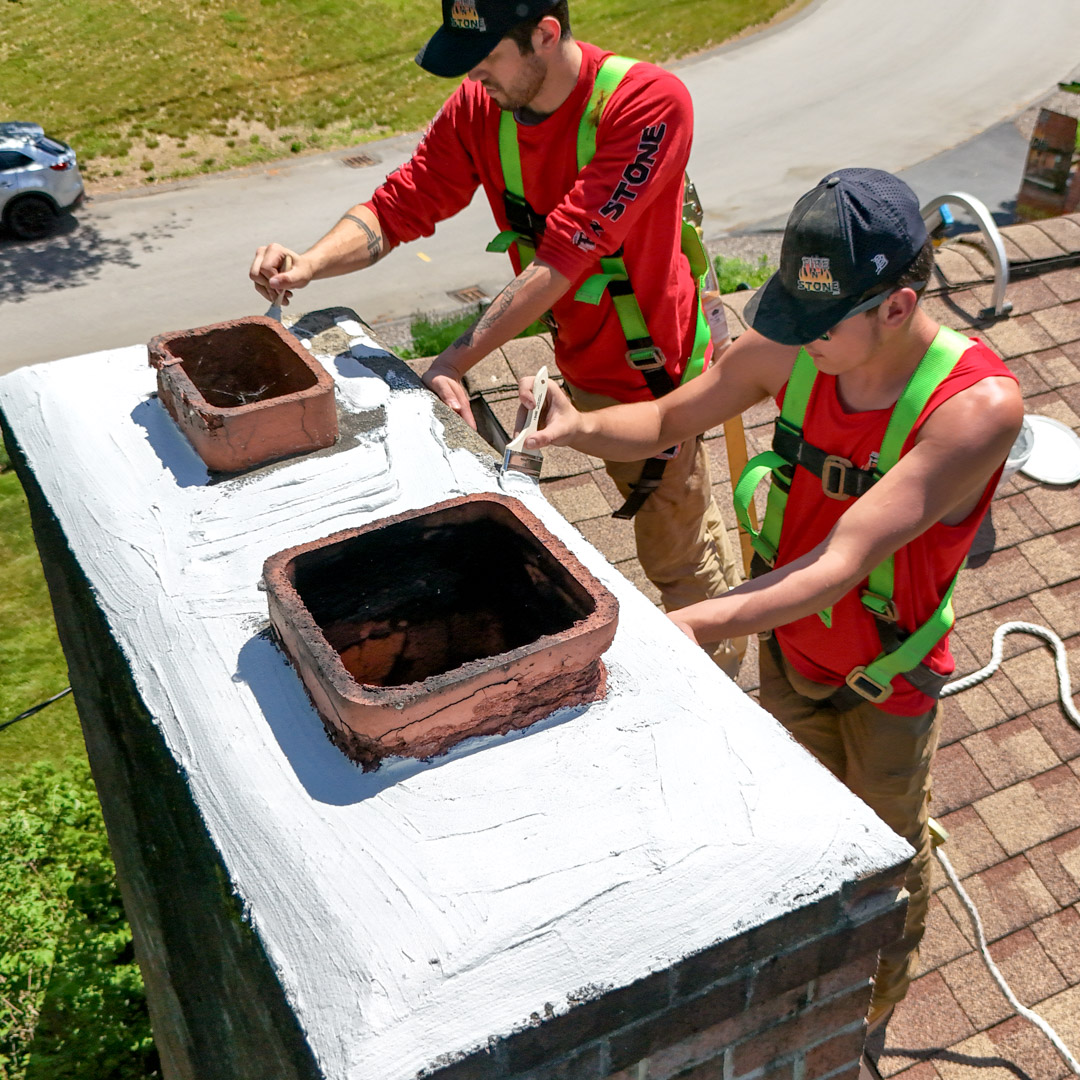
[419,261,572,432]
[422,358,476,430]
[250,244,312,305]
[515,376,582,449]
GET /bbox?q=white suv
[0,122,85,240]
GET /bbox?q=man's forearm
[305,204,387,279]
[432,260,570,377]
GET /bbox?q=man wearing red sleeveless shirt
[249,0,744,675]
[523,169,1024,1030]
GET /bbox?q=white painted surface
[0,333,911,1080]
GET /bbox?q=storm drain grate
[342,153,380,168]
[448,285,489,304]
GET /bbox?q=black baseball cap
[744,168,929,346]
[416,0,558,77]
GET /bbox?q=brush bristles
[502,448,543,478]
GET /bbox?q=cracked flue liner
[263,493,619,768]
[148,316,338,472]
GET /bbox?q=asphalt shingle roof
[410,213,1080,1077]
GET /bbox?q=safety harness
[487,54,711,518]
[733,325,974,709]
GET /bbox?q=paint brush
[265,253,293,322]
[501,366,549,478]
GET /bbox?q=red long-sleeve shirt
[366,42,702,400]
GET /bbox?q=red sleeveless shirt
[773,337,1016,715]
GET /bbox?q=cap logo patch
[872,254,889,275]
[450,0,486,31]
[797,256,840,295]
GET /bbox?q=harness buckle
[626,346,667,372]
[845,666,894,704]
[750,541,777,569]
[861,590,899,623]
[821,454,853,500]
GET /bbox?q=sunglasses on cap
[818,280,927,341]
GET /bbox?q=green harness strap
[733,350,817,567]
[733,325,974,703]
[487,55,634,264]
[487,54,710,387]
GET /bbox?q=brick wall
[426,868,909,1080]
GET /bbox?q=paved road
[4,0,1080,373]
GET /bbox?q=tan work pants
[566,384,745,678]
[758,641,940,1012]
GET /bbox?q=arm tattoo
[451,264,541,351]
[341,213,383,263]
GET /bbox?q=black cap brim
[415,26,500,77]
[743,270,864,347]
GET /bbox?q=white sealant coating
[0,336,912,1080]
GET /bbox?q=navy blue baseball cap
[744,168,930,346]
[416,0,558,77]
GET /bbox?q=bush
[0,762,159,1080]
[713,253,774,294]
[399,304,548,360]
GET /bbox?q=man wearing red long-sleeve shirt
[249,0,744,676]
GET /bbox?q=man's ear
[533,14,563,53]
[880,286,919,328]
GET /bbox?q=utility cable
[932,622,1080,1076]
[0,686,72,733]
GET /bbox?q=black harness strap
[752,554,948,711]
[772,423,878,499]
[502,191,548,243]
[612,456,670,520]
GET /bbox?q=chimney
[0,308,912,1080]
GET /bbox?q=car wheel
[5,194,58,240]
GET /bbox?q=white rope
[933,621,1080,1074]
[936,846,1080,1075]
[941,622,1079,728]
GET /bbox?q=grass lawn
[0,453,159,1080]
[0,462,84,774]
[0,0,805,192]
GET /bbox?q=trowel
[501,366,549,479]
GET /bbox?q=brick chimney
[0,309,912,1080]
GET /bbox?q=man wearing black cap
[249,0,744,676]
[522,168,1023,1026]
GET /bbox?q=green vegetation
[713,252,775,294]
[0,763,159,1080]
[0,0,803,186]
[399,305,548,359]
[0,453,156,1079]
[0,468,83,771]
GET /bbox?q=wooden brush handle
[273,253,293,306]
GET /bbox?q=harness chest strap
[487,55,711,400]
[734,325,974,705]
